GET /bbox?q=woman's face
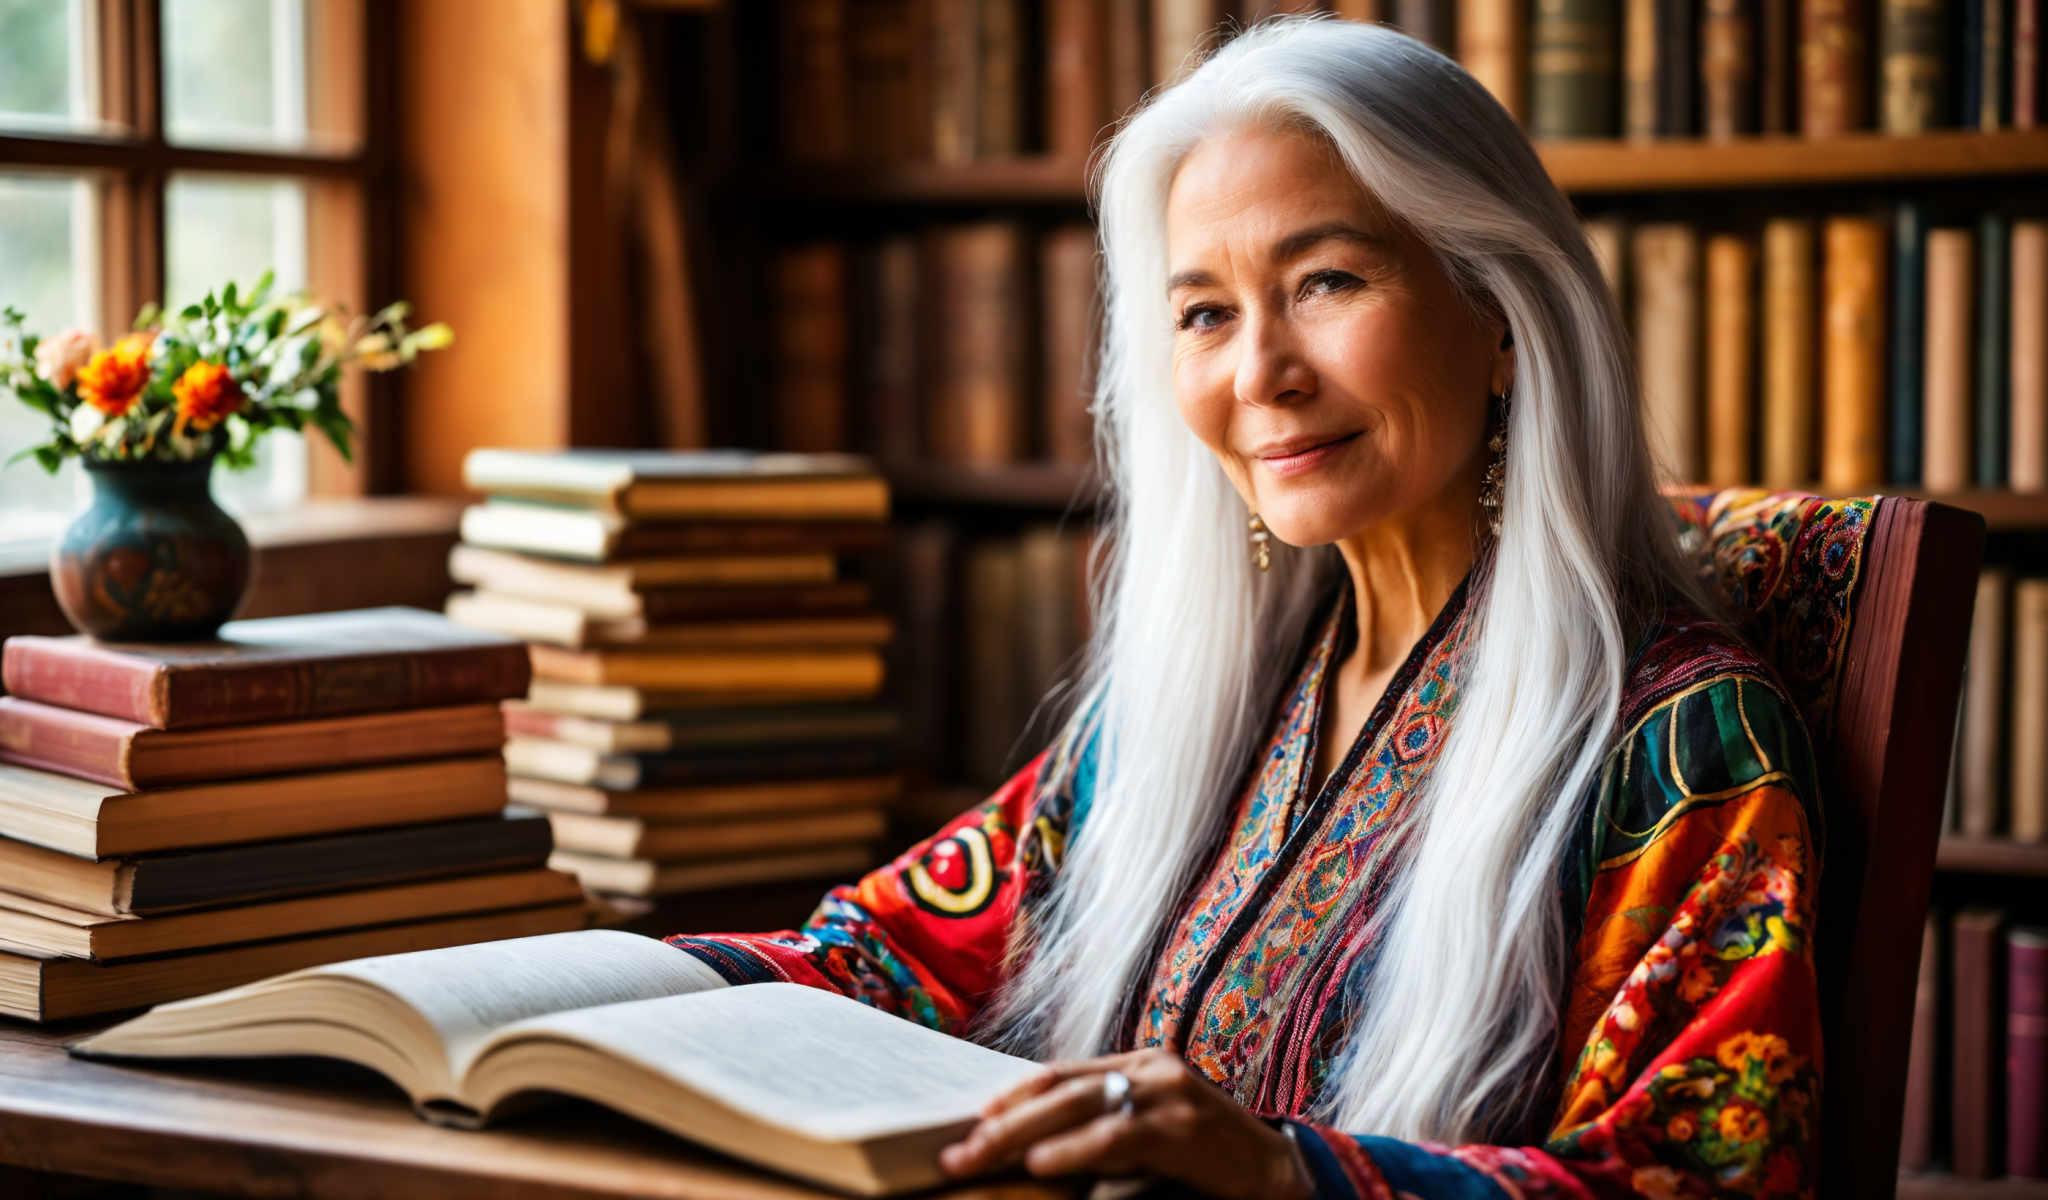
[1165,125,1511,549]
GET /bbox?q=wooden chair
[1671,490,1984,1200]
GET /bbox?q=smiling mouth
[1259,432,1361,463]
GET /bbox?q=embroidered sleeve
[1282,674,1824,1199]
[664,750,1070,1036]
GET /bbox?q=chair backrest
[1667,489,1984,1200]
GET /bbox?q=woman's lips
[1256,432,1360,478]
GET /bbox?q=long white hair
[980,16,1714,1143]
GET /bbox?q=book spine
[1984,0,2010,126]
[1533,0,1621,136]
[2019,0,2040,126]
[2011,578,2048,841]
[845,0,921,161]
[1046,0,1108,156]
[1461,0,1530,121]
[1925,226,1977,490]
[976,0,1022,157]
[1802,0,1871,133]
[964,537,1023,786]
[1761,0,1797,128]
[1965,0,1987,123]
[1156,0,1223,83]
[2,646,164,728]
[1042,225,1101,466]
[1962,568,2010,837]
[1633,222,1702,481]
[925,222,1029,464]
[1882,0,1949,131]
[1978,211,2013,486]
[1892,203,1928,485]
[1703,0,1759,135]
[1955,907,2009,1179]
[2014,219,2048,487]
[773,243,851,454]
[1656,0,1701,133]
[1584,215,1629,300]
[1762,216,1817,487]
[1822,215,1888,492]
[157,649,531,731]
[930,0,978,163]
[2012,927,2048,1179]
[1899,915,1942,1169]
[857,234,922,463]
[1106,0,1153,117]
[1706,233,1757,485]
[1625,0,1660,135]
[0,700,138,790]
[779,0,850,162]
[1331,0,1385,16]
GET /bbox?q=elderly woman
[672,17,1820,1199]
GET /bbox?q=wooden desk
[0,1019,1072,1199]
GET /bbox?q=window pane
[0,0,97,134]
[166,174,310,516]
[0,173,94,544]
[165,0,362,152]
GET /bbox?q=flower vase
[49,457,251,641]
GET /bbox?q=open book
[71,929,1044,1195]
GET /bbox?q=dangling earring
[1248,514,1272,572]
[1479,393,1509,538]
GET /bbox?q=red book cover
[1,608,530,730]
[2012,927,2048,1178]
[1955,907,2010,1178]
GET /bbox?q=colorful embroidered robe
[671,496,1855,1200]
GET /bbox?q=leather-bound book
[1821,215,1887,492]
[1106,0,1152,116]
[1155,0,1225,83]
[1965,0,1986,124]
[1019,525,1080,747]
[892,521,958,784]
[1703,0,1759,135]
[779,0,850,162]
[1882,0,1949,131]
[976,0,1022,157]
[1978,211,2012,487]
[1981,0,2010,127]
[1960,568,2008,837]
[924,222,1028,464]
[845,0,924,159]
[1397,0,1460,51]
[1046,0,1109,156]
[1332,0,1386,17]
[1706,233,1757,485]
[1892,203,1928,485]
[1533,0,1620,136]
[2,608,529,730]
[1656,0,1701,133]
[1924,226,1977,492]
[2013,219,2048,488]
[964,537,1023,787]
[1461,0,1529,121]
[1042,224,1101,465]
[930,0,978,163]
[1633,222,1702,482]
[2010,577,2048,841]
[856,234,922,463]
[1801,0,1870,133]
[2019,0,2040,126]
[1955,907,2011,1179]
[772,243,850,454]
[1584,216,1629,303]
[1761,0,1797,128]
[2012,927,2048,1178]
[1625,0,1660,135]
[1762,217,1817,488]
[1899,915,1942,1169]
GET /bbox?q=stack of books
[0,607,591,1022]
[445,449,903,900]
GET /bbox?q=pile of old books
[0,607,590,1021]
[446,449,902,900]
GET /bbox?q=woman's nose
[1231,310,1316,408]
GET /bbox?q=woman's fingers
[941,1072,1122,1175]
[977,1068,1061,1119]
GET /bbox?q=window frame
[0,0,397,498]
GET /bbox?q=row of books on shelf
[773,0,2037,168]
[1949,568,2048,839]
[1900,909,2048,1180]
[1587,205,2048,492]
[773,223,1097,467]
[446,448,906,898]
[0,609,588,1022]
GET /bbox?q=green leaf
[222,282,238,311]
[180,303,203,320]
[133,301,160,330]
[34,444,63,473]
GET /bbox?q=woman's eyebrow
[1271,222,1386,262]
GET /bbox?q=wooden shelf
[783,131,2048,205]
[1899,1171,2048,1198]
[1903,488,2048,531]
[884,461,1099,510]
[1937,837,2048,877]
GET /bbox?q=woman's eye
[1176,305,1228,331]
[1299,269,1362,298]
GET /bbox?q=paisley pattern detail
[906,826,1003,917]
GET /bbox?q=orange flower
[76,334,153,416]
[1666,1112,1699,1142]
[171,361,244,434]
[1717,1100,1771,1144]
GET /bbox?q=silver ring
[1100,1069,1135,1117]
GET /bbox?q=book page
[317,929,726,1069]
[477,981,1044,1141]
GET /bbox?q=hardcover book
[460,449,888,521]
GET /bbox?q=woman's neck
[1330,472,1482,676]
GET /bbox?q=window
[0,0,374,544]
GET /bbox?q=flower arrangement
[1,272,451,473]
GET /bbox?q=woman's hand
[936,1047,1314,1199]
